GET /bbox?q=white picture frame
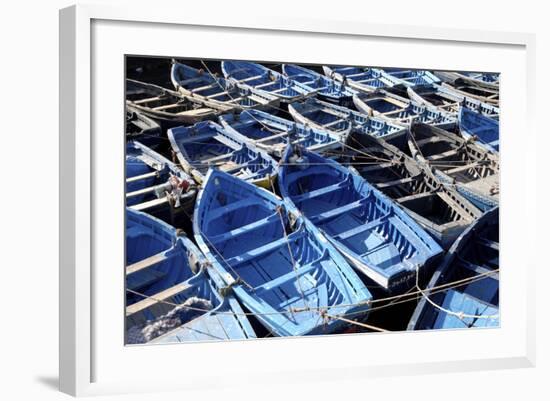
[59,3,536,397]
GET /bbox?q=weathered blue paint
[458,106,499,153]
[288,97,406,146]
[193,169,373,336]
[167,121,278,186]
[219,108,343,157]
[221,61,315,102]
[380,68,440,86]
[323,65,402,93]
[279,146,443,292]
[126,208,257,343]
[282,64,355,104]
[408,207,499,330]
[170,62,279,111]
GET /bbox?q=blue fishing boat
[193,169,373,336]
[221,61,315,103]
[341,133,481,249]
[170,62,279,111]
[219,109,343,157]
[323,65,402,93]
[379,68,440,86]
[126,141,196,215]
[288,98,406,147]
[408,84,499,119]
[408,207,499,330]
[167,121,278,188]
[408,123,499,211]
[125,208,256,343]
[353,90,456,128]
[282,64,355,105]
[434,71,499,91]
[279,146,443,292]
[458,106,499,153]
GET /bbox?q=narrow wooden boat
[126,105,161,143]
[170,62,279,111]
[167,121,278,187]
[219,109,343,157]
[341,133,481,248]
[126,141,196,216]
[221,61,315,103]
[379,68,440,86]
[288,98,405,147]
[434,71,499,91]
[408,123,500,211]
[194,169,373,336]
[282,64,355,105]
[126,79,228,128]
[279,146,443,292]
[441,82,499,105]
[408,207,499,330]
[458,107,499,153]
[353,90,456,128]
[407,84,499,119]
[323,65,402,93]
[125,208,256,343]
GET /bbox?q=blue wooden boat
[353,90,456,128]
[279,146,443,292]
[282,64,355,105]
[408,84,499,119]
[408,123,499,211]
[219,109,343,157]
[170,62,279,111]
[125,208,256,343]
[288,98,406,147]
[408,207,499,330]
[193,169,373,336]
[126,141,196,215]
[434,71,499,91]
[221,61,315,103]
[458,106,499,153]
[126,79,228,128]
[167,121,278,188]
[341,133,481,249]
[379,68,440,86]
[323,66,402,93]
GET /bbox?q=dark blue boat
[458,106,499,153]
[170,62,279,111]
[282,64,355,105]
[167,121,278,188]
[193,169,373,336]
[221,61,315,103]
[279,146,443,292]
[408,207,499,330]
[126,141,196,215]
[323,66,402,93]
[353,90,456,129]
[125,208,256,343]
[379,68,440,86]
[288,98,406,146]
[219,109,343,157]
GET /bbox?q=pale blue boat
[193,169,373,336]
[219,108,343,157]
[222,61,315,103]
[278,146,443,292]
[125,208,256,343]
[408,207,499,330]
[458,106,499,153]
[323,65,402,93]
[288,97,406,147]
[380,68,440,86]
[282,64,355,105]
